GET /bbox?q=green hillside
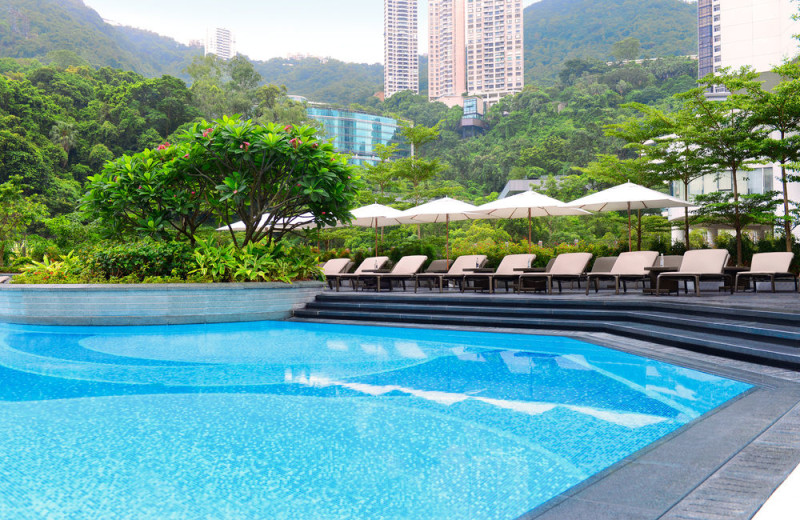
[0,0,201,77]
[524,0,698,83]
[0,0,698,101]
[253,57,383,105]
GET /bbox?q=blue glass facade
[698,0,714,78]
[306,107,409,166]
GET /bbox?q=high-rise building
[384,0,419,98]
[464,0,525,105]
[428,0,524,108]
[698,0,799,80]
[428,0,466,107]
[205,27,236,61]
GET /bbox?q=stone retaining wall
[0,282,325,326]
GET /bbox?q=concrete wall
[0,282,325,326]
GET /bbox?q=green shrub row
[11,239,323,284]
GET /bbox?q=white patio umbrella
[216,212,316,233]
[343,203,405,256]
[396,197,482,263]
[565,182,692,251]
[473,190,591,253]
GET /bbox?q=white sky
[84,0,542,63]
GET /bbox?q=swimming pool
[0,321,751,519]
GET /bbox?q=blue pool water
[0,321,750,519]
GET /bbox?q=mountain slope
[0,0,200,77]
[0,0,698,100]
[523,0,698,83]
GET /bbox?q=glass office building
[306,107,409,166]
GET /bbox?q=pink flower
[191,191,195,195]
[138,185,142,189]
[184,154,189,159]
[284,125,292,132]
[202,128,214,138]
[233,190,238,194]
[312,143,318,149]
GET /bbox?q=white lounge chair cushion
[389,256,428,275]
[353,257,391,274]
[322,258,351,276]
[674,249,729,274]
[549,252,593,275]
[610,251,659,275]
[447,255,488,275]
[747,252,794,274]
[494,254,536,275]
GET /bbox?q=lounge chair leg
[694,276,700,296]
[771,275,776,293]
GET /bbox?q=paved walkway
[753,462,800,519]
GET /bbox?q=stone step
[304,300,800,347]
[295,293,800,369]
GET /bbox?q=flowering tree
[182,116,360,247]
[83,144,207,244]
[83,116,360,248]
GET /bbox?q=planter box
[0,282,325,326]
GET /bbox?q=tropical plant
[181,116,361,247]
[0,175,49,267]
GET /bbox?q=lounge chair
[0,276,9,284]
[656,249,730,296]
[462,254,536,293]
[735,252,798,293]
[321,258,353,289]
[329,256,390,291]
[516,258,555,293]
[354,255,428,292]
[517,252,593,295]
[414,255,487,292]
[414,259,452,291]
[586,251,658,295]
[322,258,353,277]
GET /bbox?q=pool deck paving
[301,288,800,520]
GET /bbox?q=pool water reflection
[0,321,751,519]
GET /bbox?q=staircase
[294,293,800,369]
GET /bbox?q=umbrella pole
[374,222,379,257]
[627,202,632,252]
[446,214,450,264]
[528,208,532,254]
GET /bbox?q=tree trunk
[683,180,691,251]
[781,161,792,253]
[636,209,642,251]
[732,167,742,266]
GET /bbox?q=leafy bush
[86,240,194,280]
[191,239,322,283]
